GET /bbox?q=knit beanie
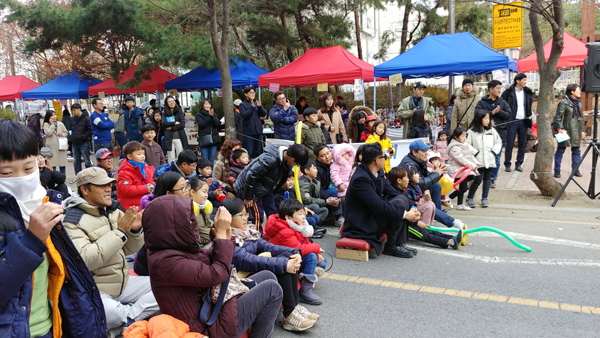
[462,79,474,88]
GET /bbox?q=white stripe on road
[464,230,600,251]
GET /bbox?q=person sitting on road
[95,148,117,200]
[313,144,344,227]
[154,149,197,179]
[342,143,420,258]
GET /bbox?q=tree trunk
[400,1,412,54]
[207,0,235,140]
[354,0,363,60]
[528,0,565,197]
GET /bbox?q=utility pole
[448,0,455,96]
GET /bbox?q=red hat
[366,115,377,122]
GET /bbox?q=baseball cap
[233,99,242,106]
[413,82,427,89]
[366,115,377,122]
[95,148,113,160]
[409,139,432,152]
[76,167,117,187]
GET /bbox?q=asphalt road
[271,204,600,338]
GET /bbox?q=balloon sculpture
[294,121,303,203]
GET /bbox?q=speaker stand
[552,93,600,206]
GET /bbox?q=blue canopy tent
[165,59,269,91]
[21,72,102,99]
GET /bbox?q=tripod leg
[588,143,599,198]
[552,143,597,206]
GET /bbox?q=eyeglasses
[378,155,389,160]
[233,213,250,218]
[171,185,190,193]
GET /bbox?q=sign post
[492,1,523,50]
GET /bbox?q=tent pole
[389,81,394,111]
[361,80,366,107]
[156,90,161,109]
[372,78,376,112]
[258,87,261,102]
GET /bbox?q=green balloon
[426,226,532,252]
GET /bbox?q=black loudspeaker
[582,42,600,93]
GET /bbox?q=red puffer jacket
[263,214,321,256]
[117,159,155,209]
[142,196,237,338]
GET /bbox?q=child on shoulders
[117,141,155,209]
[263,199,327,305]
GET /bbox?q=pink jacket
[434,140,449,161]
[330,144,356,197]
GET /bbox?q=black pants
[408,225,454,248]
[505,119,528,167]
[468,168,493,199]
[449,175,473,205]
[276,272,299,318]
[375,195,409,245]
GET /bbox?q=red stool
[335,224,387,262]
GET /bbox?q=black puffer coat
[162,107,189,151]
[399,153,440,191]
[195,109,221,147]
[234,144,290,201]
[474,94,511,144]
[70,114,92,146]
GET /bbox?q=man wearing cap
[90,98,115,152]
[397,82,436,139]
[123,96,144,142]
[70,103,93,175]
[95,148,118,200]
[63,167,159,334]
[450,79,482,133]
[233,99,244,142]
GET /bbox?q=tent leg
[156,90,161,109]
[258,87,261,101]
[389,81,394,111]
[372,78,376,112]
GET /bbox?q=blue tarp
[21,72,102,99]
[374,32,519,79]
[165,59,269,91]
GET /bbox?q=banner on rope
[389,73,403,85]
[269,83,280,93]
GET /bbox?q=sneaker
[457,204,472,211]
[461,224,468,246]
[334,216,345,227]
[441,200,453,208]
[574,170,583,177]
[465,198,476,208]
[452,229,464,250]
[554,171,561,178]
[481,198,489,208]
[515,165,523,172]
[295,305,319,321]
[314,267,325,277]
[283,307,315,331]
[452,218,465,229]
[505,165,511,172]
[490,179,496,189]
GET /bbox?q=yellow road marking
[320,272,599,315]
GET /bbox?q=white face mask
[0,168,41,201]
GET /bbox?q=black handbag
[336,133,343,144]
[197,134,215,147]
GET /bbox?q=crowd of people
[2,74,586,338]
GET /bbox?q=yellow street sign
[493,1,523,50]
[389,73,403,85]
[317,83,328,91]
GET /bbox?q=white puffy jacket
[466,128,502,169]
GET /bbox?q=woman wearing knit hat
[450,78,482,133]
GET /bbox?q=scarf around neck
[231,223,261,247]
[404,184,423,202]
[567,95,582,120]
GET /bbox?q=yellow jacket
[365,134,395,172]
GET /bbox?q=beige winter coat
[43,121,68,167]
[451,87,482,133]
[446,139,480,177]
[466,128,502,169]
[63,196,144,298]
[213,152,231,190]
[318,108,348,144]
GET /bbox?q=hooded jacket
[501,84,534,128]
[62,195,144,298]
[445,139,480,177]
[347,106,375,143]
[263,214,321,256]
[301,120,326,161]
[330,143,356,197]
[399,153,441,191]
[450,87,482,132]
[228,154,247,181]
[234,144,291,201]
[434,139,449,161]
[124,106,145,142]
[143,196,236,337]
[0,190,106,338]
[270,104,299,140]
[117,159,156,209]
[467,128,502,169]
[195,109,221,147]
[474,94,512,143]
[70,113,93,146]
[239,99,267,136]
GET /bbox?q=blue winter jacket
[239,99,267,136]
[232,238,298,275]
[270,104,298,141]
[0,190,107,338]
[124,106,145,142]
[90,110,115,144]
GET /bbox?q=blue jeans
[434,208,455,227]
[72,143,92,174]
[200,145,217,168]
[243,134,263,159]
[505,119,528,167]
[491,145,503,181]
[114,132,128,159]
[554,146,582,172]
[300,252,327,275]
[430,181,442,210]
[306,215,319,227]
[323,187,342,217]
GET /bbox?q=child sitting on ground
[404,167,436,228]
[301,108,326,160]
[228,148,250,186]
[446,127,479,211]
[435,130,449,161]
[141,124,166,169]
[188,176,213,246]
[365,121,394,173]
[220,198,319,332]
[196,157,226,205]
[388,167,463,249]
[426,151,453,209]
[117,141,156,209]
[299,160,342,225]
[330,143,355,214]
[263,198,327,305]
[275,170,327,238]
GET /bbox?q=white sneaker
[452,218,465,229]
[335,216,345,227]
[457,204,472,211]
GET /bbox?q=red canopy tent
[518,32,588,73]
[88,65,177,95]
[259,46,378,87]
[0,75,41,100]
